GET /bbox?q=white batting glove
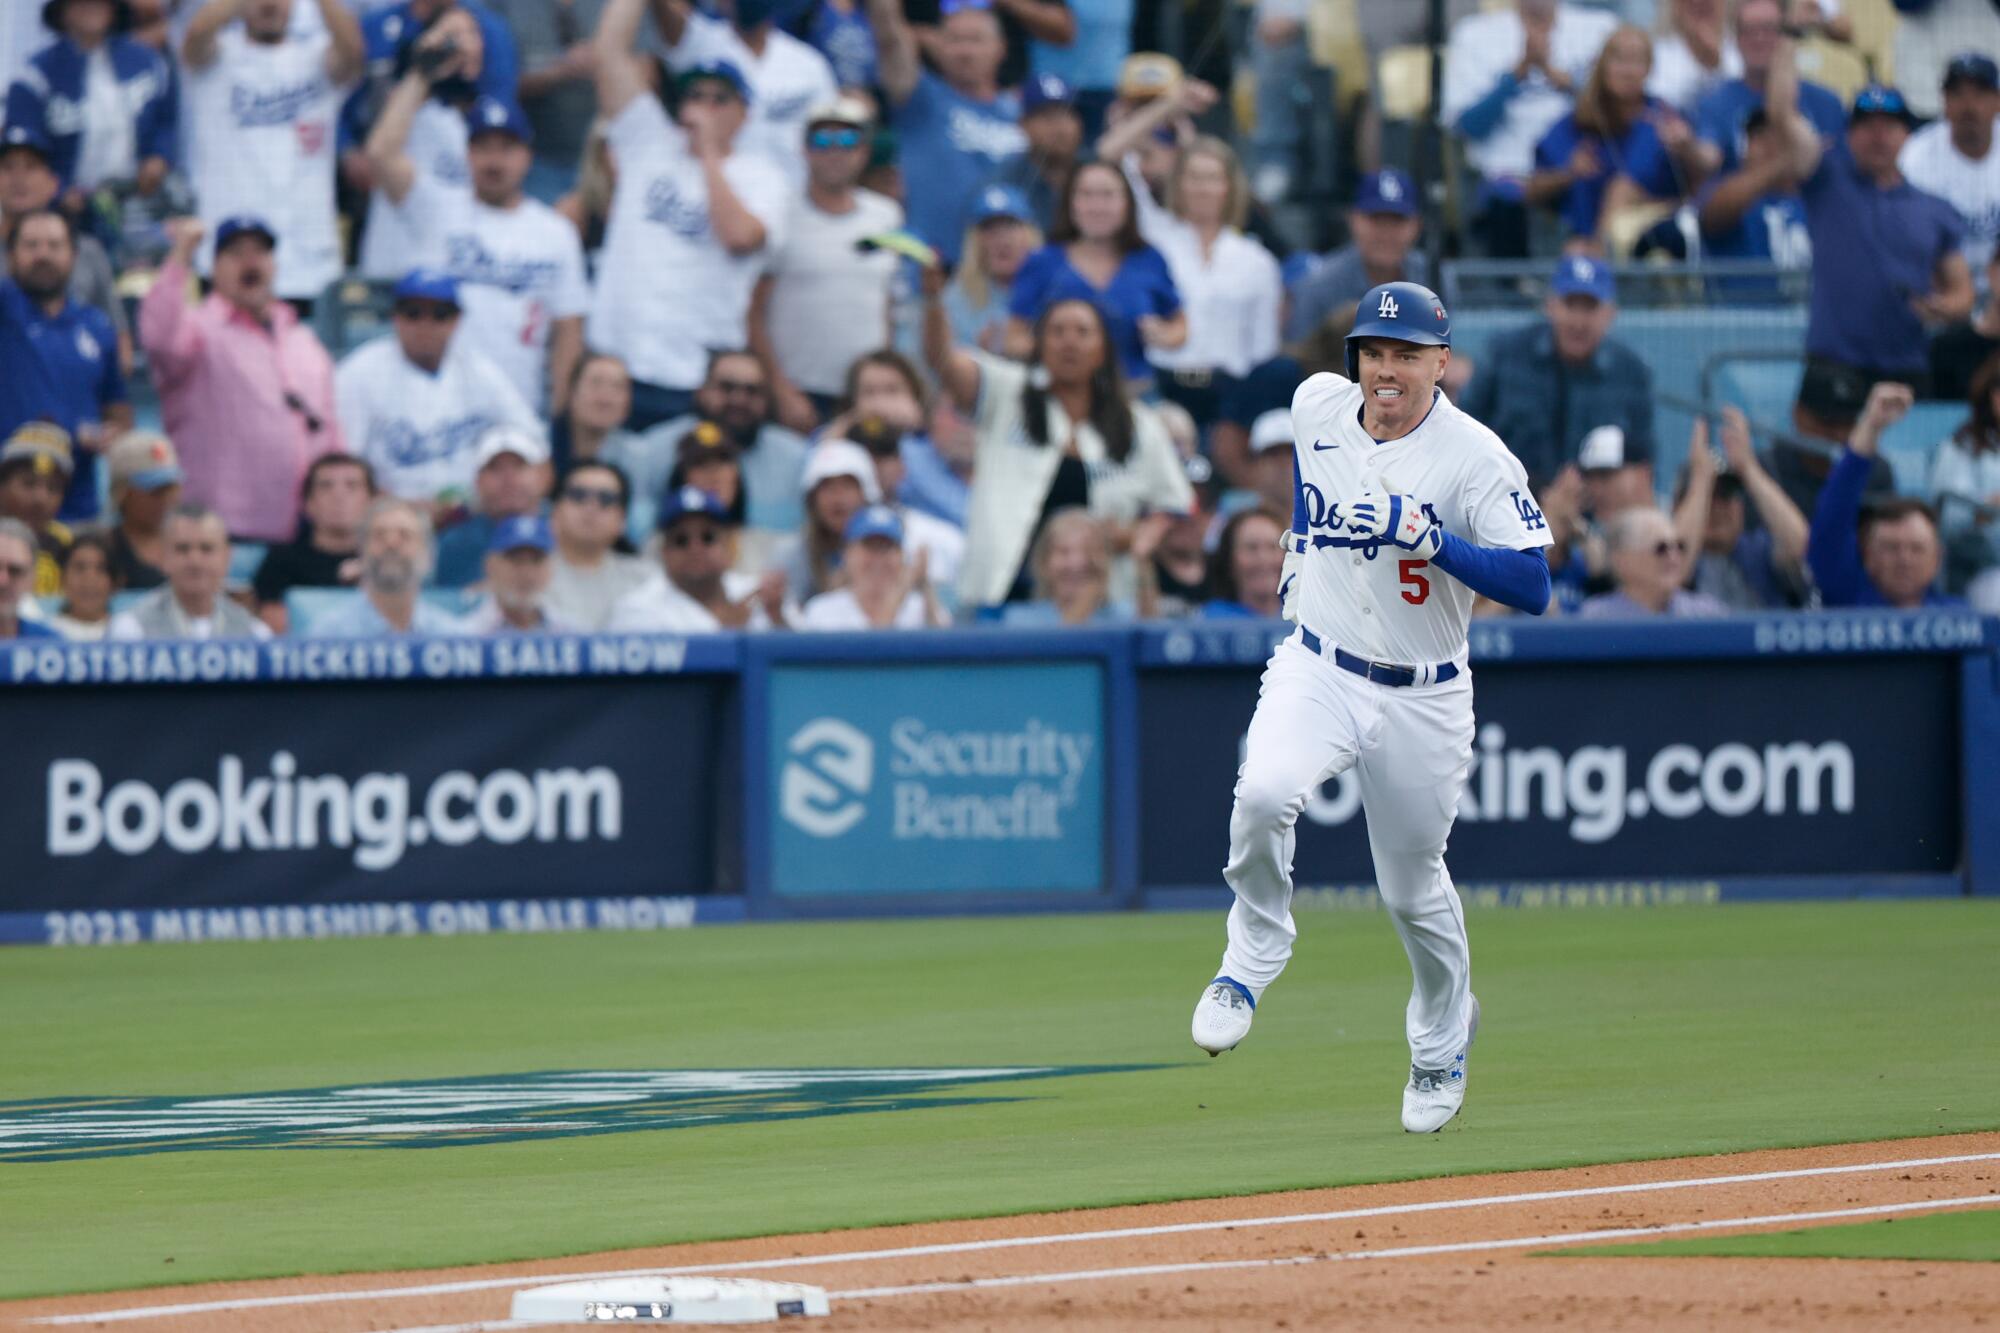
[1279,536,1303,621]
[1343,492,1443,558]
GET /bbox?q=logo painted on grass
[0,1067,1156,1163]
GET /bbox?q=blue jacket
[1806,448,1963,608]
[4,36,176,187]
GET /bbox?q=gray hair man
[306,497,465,637]
[108,504,271,640]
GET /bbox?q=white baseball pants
[1215,635,1476,1071]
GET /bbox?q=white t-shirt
[764,189,902,395]
[393,174,590,411]
[666,12,838,185]
[588,95,790,390]
[184,27,351,299]
[1144,225,1281,378]
[1288,374,1553,667]
[1646,34,1742,112]
[1899,120,2000,288]
[1440,4,1619,181]
[333,336,542,504]
[360,99,469,280]
[798,586,929,630]
[605,569,772,632]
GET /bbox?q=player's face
[163,515,230,605]
[1863,513,1941,608]
[468,132,531,206]
[1354,339,1448,435]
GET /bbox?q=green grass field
[1571,1207,2000,1262]
[3,900,1997,1300]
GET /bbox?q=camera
[413,37,458,80]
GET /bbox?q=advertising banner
[767,661,1105,897]
[1139,656,1962,887]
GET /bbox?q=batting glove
[1279,536,1303,621]
[1344,492,1443,557]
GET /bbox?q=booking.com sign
[768,662,1105,897]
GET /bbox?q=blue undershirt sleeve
[1290,451,1307,533]
[1455,72,1521,142]
[1430,533,1552,615]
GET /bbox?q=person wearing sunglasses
[608,484,784,632]
[749,96,901,437]
[1576,504,1729,619]
[639,350,808,542]
[0,517,64,640]
[544,459,651,631]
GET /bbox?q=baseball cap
[1248,409,1294,455]
[1118,52,1183,101]
[657,484,735,529]
[799,439,883,503]
[1850,84,1919,127]
[805,94,873,131]
[844,504,904,546]
[845,416,903,458]
[676,418,741,463]
[465,95,533,143]
[107,430,183,492]
[676,60,752,104]
[214,214,277,252]
[474,424,549,470]
[1943,53,1999,92]
[42,0,133,35]
[393,267,461,307]
[0,122,54,164]
[487,513,553,555]
[1578,424,1640,472]
[0,422,75,478]
[1354,168,1417,218]
[1023,72,1075,113]
[1550,253,1614,303]
[970,184,1034,225]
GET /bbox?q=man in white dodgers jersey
[1190,280,1556,1134]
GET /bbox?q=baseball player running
[1191,281,1554,1133]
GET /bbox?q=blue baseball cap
[1944,53,2000,92]
[1023,72,1075,113]
[1354,168,1416,218]
[844,504,904,546]
[214,214,277,252]
[1550,253,1614,303]
[970,183,1034,225]
[465,95,532,143]
[657,484,735,529]
[0,122,53,163]
[487,514,552,555]
[676,59,752,104]
[1850,84,1919,127]
[392,267,461,307]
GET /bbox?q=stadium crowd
[2,0,1999,649]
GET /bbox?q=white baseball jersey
[359,100,470,281]
[184,27,351,298]
[666,12,839,186]
[392,174,590,412]
[1289,373,1552,667]
[333,335,542,503]
[1899,120,2000,290]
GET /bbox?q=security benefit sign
[5,677,729,913]
[1138,656,1961,885]
[768,662,1105,896]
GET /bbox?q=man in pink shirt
[139,215,345,542]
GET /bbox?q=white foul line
[29,1151,2000,1325]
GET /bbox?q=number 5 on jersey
[1399,559,1430,605]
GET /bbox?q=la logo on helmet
[1377,291,1400,319]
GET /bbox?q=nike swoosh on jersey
[1311,440,1340,451]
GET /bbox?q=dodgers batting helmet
[1346,281,1451,381]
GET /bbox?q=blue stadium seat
[228,541,267,589]
[285,587,359,636]
[1712,358,1804,433]
[1876,402,1963,499]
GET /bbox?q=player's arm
[1346,492,1553,615]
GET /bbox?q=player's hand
[1344,492,1443,557]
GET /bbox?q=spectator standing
[545,458,649,628]
[797,503,942,630]
[655,0,837,187]
[552,350,642,473]
[607,483,779,631]
[1930,354,2000,591]
[903,0,1074,93]
[1694,105,1811,283]
[52,528,115,638]
[1458,255,1655,484]
[0,208,131,522]
[1576,505,1730,618]
[5,0,175,195]
[1782,79,1972,440]
[0,123,131,366]
[179,0,362,307]
[0,422,74,595]
[1646,0,1739,111]
[639,350,809,537]
[1201,505,1284,619]
[108,503,272,639]
[805,0,876,93]
[1005,160,1185,387]
[1897,54,2000,294]
[104,428,180,589]
[1808,382,1961,608]
[1442,0,1620,257]
[944,184,1039,355]
[773,437,877,603]
[1285,169,1430,343]
[589,0,788,429]
[867,0,1026,265]
[1689,0,1845,175]
[369,88,587,414]
[749,95,901,434]
[333,268,540,515]
[141,216,344,542]
[998,506,1133,624]
[0,516,63,639]
[1670,408,1810,608]
[1892,0,2000,121]
[432,424,551,588]
[987,72,1085,232]
[1930,254,2000,400]
[251,452,375,633]
[463,513,574,632]
[1026,0,1119,133]
[305,495,465,635]
[826,348,969,528]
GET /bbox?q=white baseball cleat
[1191,977,1256,1056]
[1402,993,1480,1133]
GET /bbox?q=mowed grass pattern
[3,900,1997,1298]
